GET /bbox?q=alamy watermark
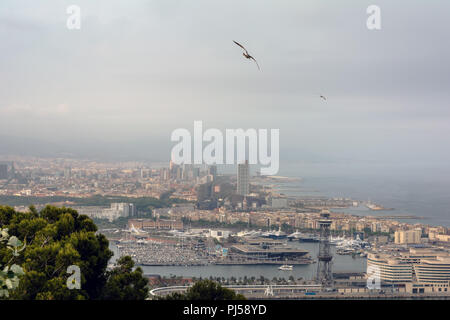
[66,265,81,289]
[366,265,381,290]
[367,5,381,30]
[170,121,279,175]
[66,5,81,30]
[64,4,381,31]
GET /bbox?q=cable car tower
[316,212,333,289]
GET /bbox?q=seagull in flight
[320,95,327,101]
[233,40,260,70]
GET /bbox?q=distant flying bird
[233,40,260,70]
[320,95,327,101]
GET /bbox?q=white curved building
[367,253,413,283]
[414,256,450,284]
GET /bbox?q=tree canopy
[161,280,246,300]
[0,205,148,300]
[100,256,148,300]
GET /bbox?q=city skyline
[1,1,450,303]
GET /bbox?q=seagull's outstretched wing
[320,95,327,101]
[233,40,249,54]
[249,56,261,70]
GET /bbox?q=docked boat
[298,234,320,243]
[278,264,293,271]
[330,236,346,245]
[336,248,354,255]
[235,230,264,238]
[287,231,303,241]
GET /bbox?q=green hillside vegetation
[0,205,148,300]
[161,279,246,300]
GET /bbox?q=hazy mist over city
[3,1,450,306]
[1,0,450,167]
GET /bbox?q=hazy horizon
[1,1,450,166]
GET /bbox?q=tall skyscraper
[193,167,200,179]
[237,160,250,196]
[182,164,194,181]
[208,165,217,179]
[0,164,7,179]
[64,167,72,179]
[169,160,180,180]
[160,168,169,182]
[10,162,15,179]
[176,166,182,180]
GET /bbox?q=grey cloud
[0,0,449,163]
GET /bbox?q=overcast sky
[1,0,449,165]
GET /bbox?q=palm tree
[259,275,265,284]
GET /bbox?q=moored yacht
[278,264,293,271]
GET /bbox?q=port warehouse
[217,237,312,264]
[228,244,310,262]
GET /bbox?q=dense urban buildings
[73,203,137,222]
[1,155,450,299]
[395,229,422,244]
